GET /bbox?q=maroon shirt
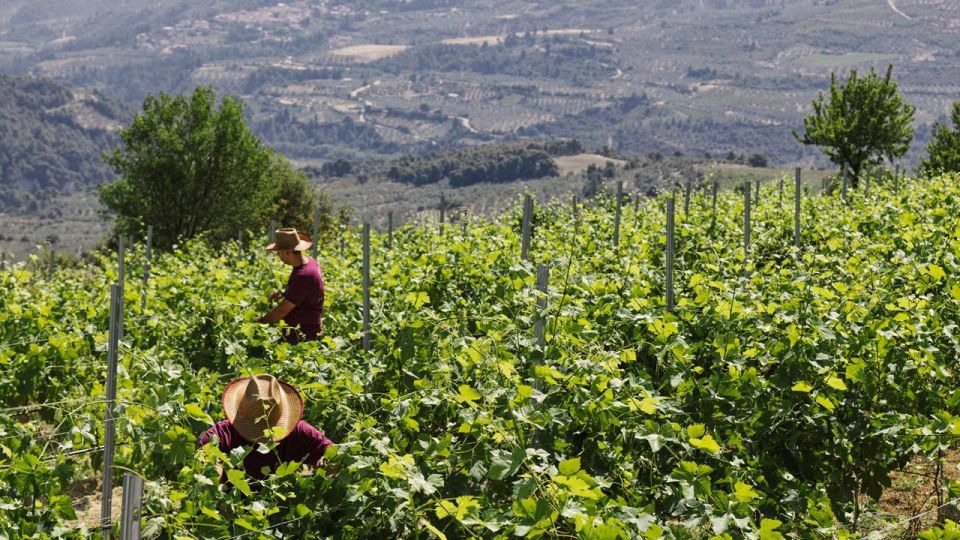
[199,420,334,480]
[283,257,324,342]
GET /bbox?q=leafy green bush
[922,102,960,176]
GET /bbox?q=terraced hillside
[0,0,956,165]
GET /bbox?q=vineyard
[4,173,960,538]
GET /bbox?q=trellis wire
[0,334,83,352]
[871,498,960,539]
[1,444,126,472]
[0,396,110,415]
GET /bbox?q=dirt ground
[65,476,123,532]
[861,449,960,537]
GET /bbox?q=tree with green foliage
[747,153,768,168]
[265,154,318,234]
[794,65,915,187]
[100,86,316,250]
[266,155,343,241]
[921,102,960,176]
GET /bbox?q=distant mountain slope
[0,75,127,211]
[0,0,952,169]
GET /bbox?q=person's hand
[269,290,284,302]
[323,459,343,478]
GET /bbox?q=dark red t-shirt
[283,257,324,342]
[198,420,334,480]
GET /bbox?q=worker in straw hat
[258,227,325,344]
[199,374,334,480]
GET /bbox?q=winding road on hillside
[887,0,912,20]
[349,80,439,146]
[455,116,479,134]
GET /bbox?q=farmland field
[2,172,960,537]
[6,0,960,171]
[554,154,627,175]
[330,45,410,63]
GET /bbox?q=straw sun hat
[222,374,304,443]
[264,228,312,252]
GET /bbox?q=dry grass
[554,154,626,175]
[330,44,409,63]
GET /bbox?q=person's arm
[297,423,335,468]
[259,270,311,324]
[258,299,296,323]
[199,423,229,481]
[198,427,217,448]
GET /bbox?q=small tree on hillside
[100,86,317,250]
[583,164,603,198]
[794,65,915,187]
[266,154,317,233]
[267,157,340,241]
[921,102,960,176]
[747,153,768,168]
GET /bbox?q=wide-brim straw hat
[222,374,304,443]
[264,228,313,252]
